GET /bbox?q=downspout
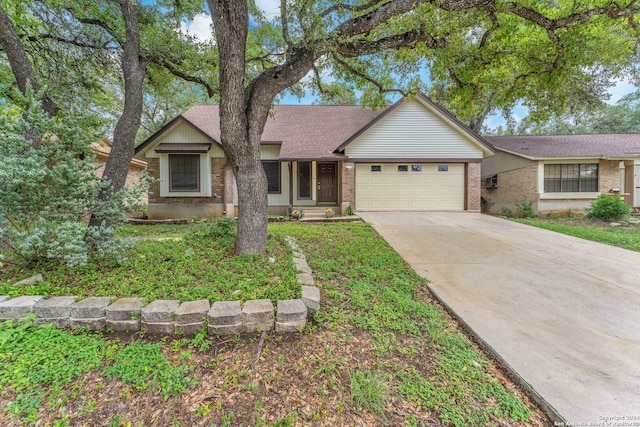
[288,161,293,216]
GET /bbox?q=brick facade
[466,162,482,211]
[340,161,355,214]
[482,164,539,214]
[146,157,228,219]
[483,160,625,215]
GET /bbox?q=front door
[317,162,337,203]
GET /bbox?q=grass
[0,220,300,303]
[0,221,540,426]
[513,217,640,252]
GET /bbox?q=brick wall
[340,161,355,213]
[598,160,621,193]
[482,164,539,214]
[466,162,481,211]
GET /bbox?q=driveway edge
[427,283,564,424]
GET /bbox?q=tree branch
[147,55,217,98]
[336,26,446,57]
[333,54,409,97]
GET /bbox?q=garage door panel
[356,163,464,211]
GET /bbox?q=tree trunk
[0,4,59,146]
[209,0,269,254]
[89,0,145,227]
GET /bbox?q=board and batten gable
[343,98,485,160]
[140,120,224,159]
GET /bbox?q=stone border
[0,237,321,337]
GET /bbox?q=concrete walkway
[359,212,640,423]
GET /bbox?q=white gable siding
[144,121,224,159]
[345,100,483,159]
[260,145,281,160]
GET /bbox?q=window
[482,175,498,189]
[398,165,409,172]
[438,165,449,172]
[544,164,598,193]
[169,154,200,192]
[262,161,281,194]
[371,165,381,172]
[411,165,422,172]
[298,162,311,199]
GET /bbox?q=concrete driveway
[358,212,640,423]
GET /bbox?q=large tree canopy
[205,0,639,254]
[1,0,638,254]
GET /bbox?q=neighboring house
[134,94,495,220]
[93,138,148,204]
[482,134,640,214]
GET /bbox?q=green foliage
[0,223,300,302]
[514,218,640,252]
[500,207,513,218]
[587,194,631,221]
[515,200,536,218]
[102,341,196,399]
[349,369,388,415]
[0,317,106,422]
[344,205,354,216]
[0,94,149,267]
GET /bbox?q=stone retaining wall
[0,237,321,337]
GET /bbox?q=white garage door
[356,163,465,211]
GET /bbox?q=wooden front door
[317,162,337,203]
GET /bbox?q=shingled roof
[180,104,384,160]
[486,134,640,159]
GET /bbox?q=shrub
[587,194,631,221]
[515,201,535,218]
[499,207,513,217]
[0,93,148,267]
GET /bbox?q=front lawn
[512,217,640,252]
[0,221,300,303]
[0,222,549,426]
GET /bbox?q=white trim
[539,192,600,200]
[159,153,211,197]
[538,160,600,196]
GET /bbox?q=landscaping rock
[69,317,106,331]
[142,300,180,323]
[175,300,210,337]
[35,296,76,328]
[242,299,274,333]
[106,298,144,321]
[175,300,210,324]
[71,297,110,319]
[296,272,314,285]
[107,319,140,332]
[106,297,143,331]
[208,301,242,335]
[175,322,204,337]
[610,222,622,227]
[70,297,109,330]
[301,285,320,312]
[293,258,312,275]
[0,295,44,319]
[143,321,175,335]
[0,296,9,304]
[12,274,44,287]
[275,299,307,333]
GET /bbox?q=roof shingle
[487,134,640,159]
[182,104,384,160]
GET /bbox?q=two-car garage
[355,163,465,211]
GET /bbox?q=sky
[179,3,637,130]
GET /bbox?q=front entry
[317,162,337,203]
